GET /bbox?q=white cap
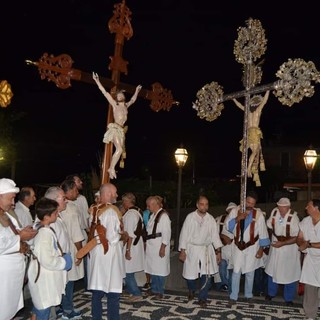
[226,202,237,212]
[0,178,19,194]
[277,197,291,207]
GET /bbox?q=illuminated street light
[304,147,318,200]
[174,147,188,251]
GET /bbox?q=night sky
[1,0,320,185]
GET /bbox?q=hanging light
[174,148,188,168]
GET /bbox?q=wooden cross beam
[26,0,178,184]
[193,18,320,211]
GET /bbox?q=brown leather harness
[146,209,167,240]
[234,209,259,251]
[123,205,144,246]
[270,209,294,242]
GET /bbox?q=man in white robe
[14,187,36,227]
[121,192,145,301]
[179,195,223,307]
[0,178,37,320]
[265,197,301,305]
[225,191,270,303]
[87,183,125,320]
[145,195,171,299]
[297,198,320,320]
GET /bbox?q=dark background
[1,0,320,185]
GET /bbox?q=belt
[146,232,162,240]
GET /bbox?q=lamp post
[303,147,318,200]
[174,147,188,251]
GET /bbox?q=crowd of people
[0,177,320,320]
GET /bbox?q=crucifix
[192,18,320,211]
[26,0,178,184]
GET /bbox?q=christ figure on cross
[233,90,270,186]
[93,72,142,179]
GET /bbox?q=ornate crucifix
[193,18,320,211]
[26,0,178,184]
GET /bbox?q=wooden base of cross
[26,0,178,184]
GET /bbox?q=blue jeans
[187,275,212,302]
[230,270,254,300]
[267,275,297,302]
[92,290,120,320]
[253,267,267,295]
[125,272,142,296]
[61,281,74,313]
[32,306,51,320]
[150,275,166,294]
[219,259,228,287]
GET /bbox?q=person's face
[245,196,256,210]
[100,186,118,204]
[74,176,83,190]
[0,193,16,212]
[305,200,318,216]
[122,197,131,210]
[55,192,67,212]
[278,205,290,215]
[196,197,209,214]
[116,92,125,102]
[47,209,59,223]
[26,189,36,207]
[65,186,79,201]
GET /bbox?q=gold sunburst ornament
[0,80,13,108]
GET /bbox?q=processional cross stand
[26,0,178,184]
[193,18,320,211]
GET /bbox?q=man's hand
[179,250,186,262]
[19,226,37,242]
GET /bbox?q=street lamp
[174,147,188,251]
[303,147,318,200]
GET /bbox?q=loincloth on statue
[239,127,263,151]
[103,122,125,144]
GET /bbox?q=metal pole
[175,166,182,251]
[307,170,312,200]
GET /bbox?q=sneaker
[141,282,151,291]
[127,295,143,302]
[61,310,81,320]
[56,308,64,317]
[220,284,229,292]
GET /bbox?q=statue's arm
[258,90,270,111]
[127,85,142,108]
[233,98,244,111]
[92,72,115,106]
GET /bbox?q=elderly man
[297,199,320,320]
[145,195,171,299]
[0,178,37,320]
[265,197,301,305]
[179,195,223,307]
[14,186,36,227]
[225,191,270,303]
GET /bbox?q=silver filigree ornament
[192,82,224,122]
[234,18,267,65]
[274,58,320,107]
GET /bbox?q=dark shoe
[198,300,207,308]
[56,308,63,317]
[285,301,294,306]
[155,293,163,299]
[188,290,195,301]
[141,282,151,291]
[61,310,81,320]
[144,291,156,297]
[244,297,252,302]
[228,299,237,305]
[265,295,274,301]
[220,284,229,292]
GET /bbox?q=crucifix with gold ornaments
[193,18,320,211]
[27,0,178,184]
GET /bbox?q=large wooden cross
[193,18,320,210]
[26,0,178,184]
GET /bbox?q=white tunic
[145,209,171,277]
[14,201,33,227]
[179,211,223,279]
[265,208,301,283]
[122,208,145,273]
[216,214,233,269]
[28,226,67,310]
[73,194,89,243]
[50,215,71,254]
[88,206,125,293]
[299,216,320,286]
[60,202,84,281]
[225,207,269,274]
[0,214,25,320]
